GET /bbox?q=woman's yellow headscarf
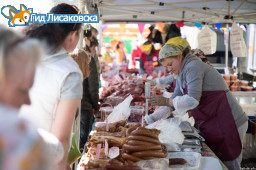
[159,37,191,60]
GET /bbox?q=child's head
[0,25,41,108]
[70,48,90,79]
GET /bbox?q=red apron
[184,87,242,161]
[144,61,155,75]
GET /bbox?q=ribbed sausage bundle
[122,127,168,163]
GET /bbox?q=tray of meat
[128,106,145,122]
[167,152,201,170]
[99,106,113,120]
[105,95,124,106]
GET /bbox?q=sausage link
[123,144,162,152]
[132,150,166,158]
[127,136,160,145]
[127,140,155,146]
[131,127,159,139]
[122,153,142,162]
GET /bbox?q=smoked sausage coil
[123,144,162,152]
[127,140,156,146]
[122,153,142,162]
[131,150,167,158]
[130,127,160,139]
[127,136,160,145]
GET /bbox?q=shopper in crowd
[83,24,92,55]
[19,3,83,170]
[139,40,160,75]
[0,26,48,170]
[69,48,97,148]
[148,37,248,170]
[165,24,181,44]
[90,36,101,78]
[70,48,91,79]
[115,41,127,64]
[80,44,99,148]
[131,40,142,68]
[102,43,113,64]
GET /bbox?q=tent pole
[225,23,229,68]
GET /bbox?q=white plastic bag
[198,26,217,55]
[37,128,64,165]
[173,95,199,115]
[146,119,184,144]
[144,106,171,124]
[105,95,133,123]
[136,158,169,170]
[173,112,195,127]
[230,22,247,57]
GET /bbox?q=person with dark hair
[90,36,101,79]
[80,28,100,149]
[20,3,83,169]
[165,24,181,44]
[148,37,248,170]
[139,40,160,75]
[153,29,163,45]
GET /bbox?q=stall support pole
[145,99,149,116]
[225,23,229,68]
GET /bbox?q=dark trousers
[80,109,93,148]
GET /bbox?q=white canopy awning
[86,0,256,24]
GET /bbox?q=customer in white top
[19,3,83,170]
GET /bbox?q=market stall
[75,73,230,170]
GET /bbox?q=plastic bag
[230,22,247,57]
[68,133,82,165]
[173,95,199,116]
[37,128,64,165]
[144,106,171,124]
[105,95,133,123]
[136,158,169,170]
[146,119,184,144]
[173,112,195,127]
[198,25,217,55]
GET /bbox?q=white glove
[144,106,171,124]
[173,95,199,115]
[144,115,154,124]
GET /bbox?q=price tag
[114,75,122,82]
[122,73,127,80]
[137,74,140,79]
[141,115,144,127]
[105,81,109,87]
[104,140,109,157]
[158,70,162,78]
[106,118,109,132]
[143,73,147,79]
[95,144,102,160]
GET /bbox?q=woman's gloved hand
[148,95,170,106]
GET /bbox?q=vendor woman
[148,37,248,170]
[139,40,160,75]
